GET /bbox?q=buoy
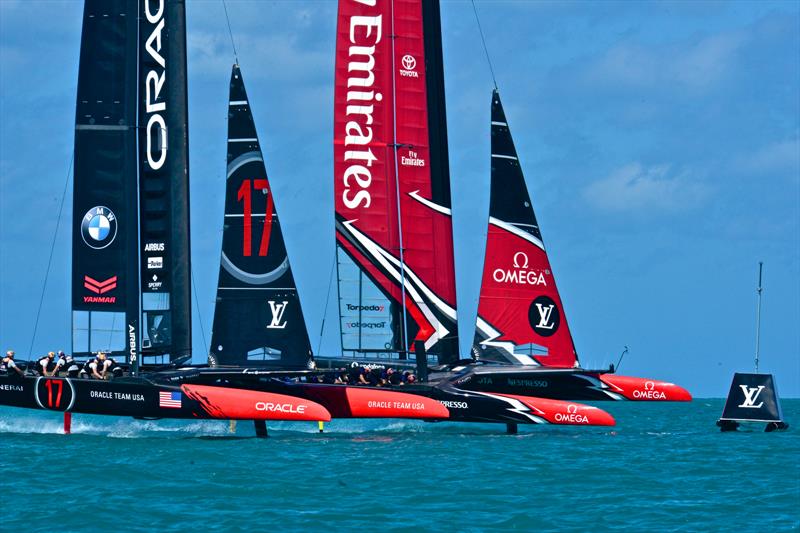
[63,412,72,434]
[318,421,324,433]
[229,420,237,434]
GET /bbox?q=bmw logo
[81,206,118,249]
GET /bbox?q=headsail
[209,65,313,369]
[333,0,459,363]
[71,0,140,361]
[471,91,578,368]
[138,0,192,362]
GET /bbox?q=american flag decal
[159,391,182,408]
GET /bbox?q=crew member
[99,352,123,378]
[1,350,25,376]
[37,352,57,376]
[81,353,104,379]
[53,350,76,377]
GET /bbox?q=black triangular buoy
[717,373,788,432]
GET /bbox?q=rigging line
[470,0,498,90]
[28,153,73,359]
[191,267,209,356]
[317,253,337,356]
[221,0,239,64]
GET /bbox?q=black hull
[1,367,615,427]
[1,375,207,419]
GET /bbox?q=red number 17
[237,179,274,257]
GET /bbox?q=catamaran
[0,0,617,432]
[315,0,691,404]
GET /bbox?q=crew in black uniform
[99,352,123,378]
[54,350,78,377]
[37,352,57,376]
[1,350,24,376]
[81,354,103,379]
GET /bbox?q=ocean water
[1,400,797,532]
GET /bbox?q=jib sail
[71,0,140,362]
[138,0,192,362]
[471,91,578,368]
[334,0,459,363]
[209,65,313,369]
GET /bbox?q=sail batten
[472,91,578,368]
[209,65,313,369]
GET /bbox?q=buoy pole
[63,412,72,434]
[229,420,237,434]
[318,421,324,433]
[755,262,763,374]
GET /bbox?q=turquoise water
[1,400,798,532]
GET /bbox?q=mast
[209,65,313,369]
[71,0,140,363]
[138,0,192,362]
[755,261,763,373]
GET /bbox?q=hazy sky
[1,1,798,397]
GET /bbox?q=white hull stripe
[491,121,507,126]
[229,138,259,142]
[491,153,518,160]
[229,100,248,106]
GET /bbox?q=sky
[1,0,798,398]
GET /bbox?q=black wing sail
[71,0,140,361]
[138,0,192,362]
[209,65,313,369]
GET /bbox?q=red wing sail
[472,91,578,368]
[334,0,458,361]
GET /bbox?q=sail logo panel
[137,0,192,360]
[334,0,459,359]
[209,65,313,369]
[472,92,578,368]
[71,0,140,358]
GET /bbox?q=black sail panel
[71,0,140,361]
[209,65,313,369]
[138,0,192,361]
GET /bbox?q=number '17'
[237,179,274,257]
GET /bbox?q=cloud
[582,28,746,93]
[734,136,800,178]
[583,163,710,213]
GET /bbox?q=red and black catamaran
[1,0,685,435]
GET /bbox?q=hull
[0,374,330,422]
[441,365,692,402]
[0,367,615,428]
[159,368,615,427]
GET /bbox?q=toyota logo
[402,54,416,71]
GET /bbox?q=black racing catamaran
[0,0,338,424]
[316,0,691,404]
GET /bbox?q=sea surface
[1,400,797,532]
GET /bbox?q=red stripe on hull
[599,374,692,402]
[181,384,332,421]
[495,393,616,426]
[299,384,449,419]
